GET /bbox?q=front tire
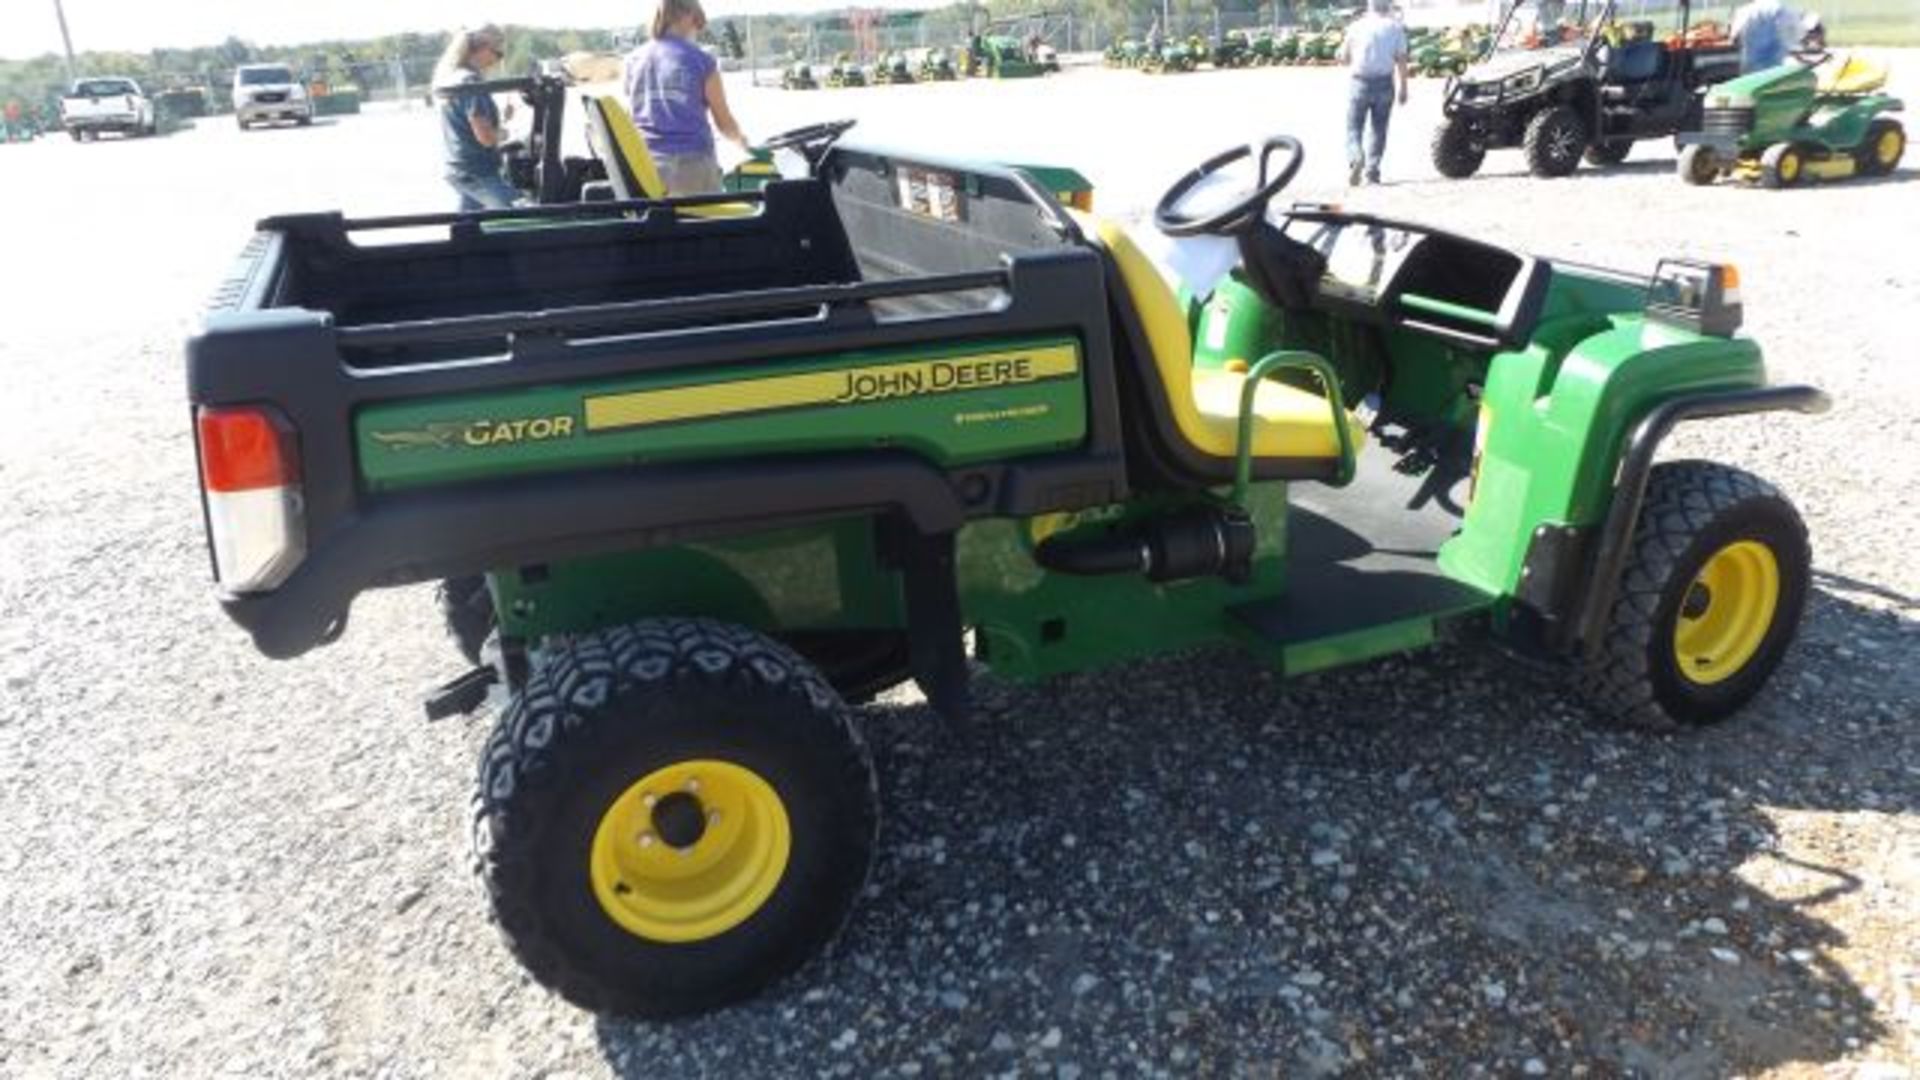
[1583,462,1810,732]
[1523,105,1586,178]
[1430,116,1486,179]
[1760,142,1803,188]
[1678,143,1720,185]
[473,618,878,1016]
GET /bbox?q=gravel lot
[1,58,1916,1077]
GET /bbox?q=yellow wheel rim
[1672,540,1780,685]
[1778,151,1801,183]
[589,759,791,943]
[1876,129,1903,167]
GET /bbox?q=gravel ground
[1,58,1916,1077]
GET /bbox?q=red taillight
[196,406,305,593]
[198,406,296,492]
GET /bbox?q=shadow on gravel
[593,585,1914,1076]
[1396,159,1681,185]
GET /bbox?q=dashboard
[1276,208,1551,350]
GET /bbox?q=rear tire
[1584,139,1632,166]
[473,618,877,1017]
[1430,116,1486,179]
[1760,142,1803,188]
[1582,462,1810,732]
[1678,144,1720,185]
[1523,105,1586,178]
[1856,118,1904,177]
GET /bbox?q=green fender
[1439,313,1767,600]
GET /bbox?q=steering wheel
[760,118,857,158]
[1154,135,1304,237]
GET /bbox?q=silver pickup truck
[60,77,157,140]
[233,64,314,129]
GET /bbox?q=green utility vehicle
[1678,51,1905,187]
[190,133,1824,1017]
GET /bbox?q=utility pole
[52,0,79,82]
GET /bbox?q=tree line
[1,2,1337,117]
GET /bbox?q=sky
[5,0,931,60]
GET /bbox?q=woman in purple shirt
[624,0,749,194]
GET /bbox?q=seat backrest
[1074,215,1218,452]
[583,94,668,200]
[1610,39,1664,81]
[1819,53,1888,95]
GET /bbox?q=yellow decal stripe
[584,345,1080,432]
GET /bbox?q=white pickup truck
[61,77,157,140]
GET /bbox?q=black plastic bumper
[218,451,997,659]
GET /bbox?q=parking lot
[1,57,1917,1076]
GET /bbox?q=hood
[1704,60,1817,107]
[1461,45,1582,83]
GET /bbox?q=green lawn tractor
[781,60,819,90]
[918,47,960,81]
[1147,38,1201,73]
[1246,31,1281,65]
[969,34,1050,78]
[872,52,917,85]
[190,131,1826,1018]
[1214,30,1255,69]
[1414,25,1487,78]
[1678,52,1905,187]
[1302,28,1345,64]
[824,55,868,88]
[1273,28,1303,64]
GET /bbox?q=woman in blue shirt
[624,0,750,194]
[434,24,521,211]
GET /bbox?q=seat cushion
[1190,369,1356,459]
[1072,211,1363,463]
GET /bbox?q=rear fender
[1806,94,1903,149]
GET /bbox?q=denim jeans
[653,150,725,195]
[447,169,521,212]
[1346,75,1396,181]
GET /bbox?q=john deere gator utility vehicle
[1434,0,1741,178]
[190,130,1824,1017]
[1678,50,1905,187]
